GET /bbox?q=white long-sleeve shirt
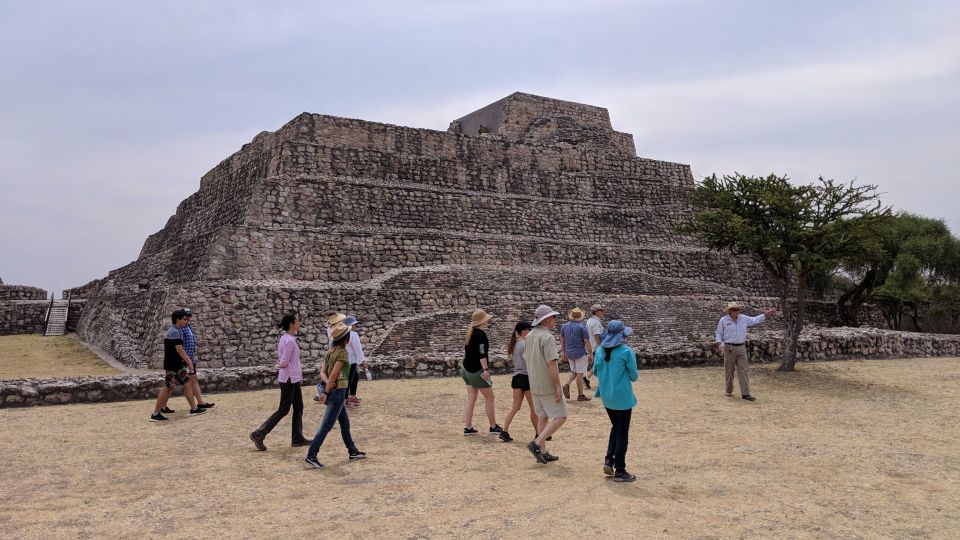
[345,331,366,365]
[715,314,766,345]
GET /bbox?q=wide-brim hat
[470,309,494,327]
[567,307,585,321]
[589,304,604,314]
[329,322,351,341]
[724,302,742,314]
[599,319,633,348]
[327,313,346,326]
[532,304,560,327]
[344,315,360,326]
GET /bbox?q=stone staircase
[44,301,69,336]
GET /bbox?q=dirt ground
[0,335,119,379]
[0,357,957,539]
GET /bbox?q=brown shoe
[577,394,591,401]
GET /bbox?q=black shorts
[164,369,190,388]
[511,374,531,392]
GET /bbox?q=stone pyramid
[75,92,777,370]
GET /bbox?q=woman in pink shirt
[249,313,311,451]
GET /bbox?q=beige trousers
[723,345,750,396]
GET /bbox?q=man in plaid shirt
[182,308,215,409]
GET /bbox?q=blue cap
[343,315,359,326]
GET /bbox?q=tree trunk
[779,272,809,372]
[835,268,877,326]
[910,304,923,332]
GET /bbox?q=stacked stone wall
[255,176,696,245]
[63,279,103,300]
[0,301,48,335]
[74,285,169,369]
[277,140,693,192]
[66,300,86,332]
[0,285,48,301]
[209,227,777,293]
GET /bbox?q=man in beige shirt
[524,304,568,464]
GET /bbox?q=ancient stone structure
[70,92,905,375]
[0,277,49,335]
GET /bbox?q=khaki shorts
[532,392,568,419]
[567,355,589,373]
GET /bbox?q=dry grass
[0,357,958,539]
[0,335,119,379]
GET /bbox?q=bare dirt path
[1,357,957,538]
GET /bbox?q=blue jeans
[306,388,357,459]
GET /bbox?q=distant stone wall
[0,285,48,301]
[66,300,86,333]
[0,301,48,335]
[3,327,957,408]
[63,279,103,300]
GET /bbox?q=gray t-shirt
[512,340,527,375]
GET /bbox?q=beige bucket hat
[532,304,560,326]
[724,302,742,314]
[589,303,604,314]
[567,307,586,321]
[470,309,494,327]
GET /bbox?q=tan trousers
[723,345,750,396]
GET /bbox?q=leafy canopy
[684,174,890,284]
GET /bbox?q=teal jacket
[593,344,638,410]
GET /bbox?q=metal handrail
[43,293,54,335]
[65,290,72,333]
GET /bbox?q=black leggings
[348,363,360,396]
[256,380,304,442]
[605,408,632,473]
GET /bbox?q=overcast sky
[1,0,958,297]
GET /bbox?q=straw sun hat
[567,307,586,321]
[329,322,351,341]
[470,309,494,327]
[723,302,742,314]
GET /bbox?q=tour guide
[714,302,776,401]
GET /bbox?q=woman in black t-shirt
[461,309,502,436]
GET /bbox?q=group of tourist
[150,297,776,481]
[460,301,776,481]
[460,303,639,481]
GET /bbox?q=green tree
[682,174,890,371]
[862,216,960,331]
[835,214,959,326]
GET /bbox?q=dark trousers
[348,363,360,396]
[307,388,358,459]
[255,379,305,443]
[605,407,632,473]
